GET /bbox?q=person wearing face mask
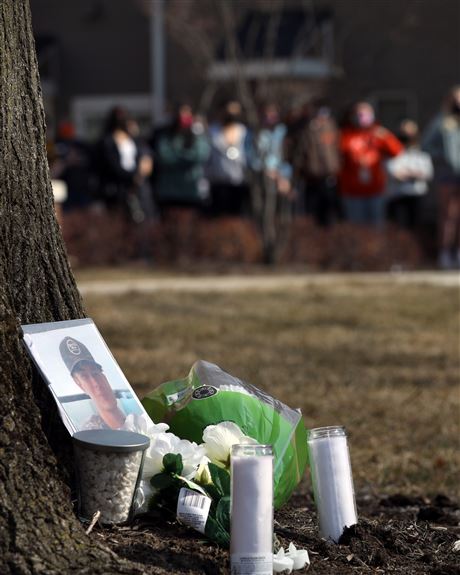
[386,120,433,231]
[422,86,460,269]
[339,101,403,228]
[153,103,210,210]
[152,103,210,261]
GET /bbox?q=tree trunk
[0,2,143,572]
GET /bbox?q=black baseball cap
[59,336,101,375]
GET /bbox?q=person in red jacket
[339,101,403,228]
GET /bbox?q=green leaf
[216,496,231,533]
[208,463,231,498]
[204,483,222,506]
[204,515,230,547]
[150,472,175,490]
[176,475,208,496]
[163,453,183,475]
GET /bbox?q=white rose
[175,439,206,479]
[194,455,212,485]
[143,432,178,478]
[122,413,169,437]
[202,421,258,468]
[143,432,205,480]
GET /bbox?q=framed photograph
[22,318,148,435]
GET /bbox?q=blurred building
[31,0,459,139]
[32,0,152,139]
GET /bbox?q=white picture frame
[22,318,148,435]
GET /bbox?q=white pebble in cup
[73,430,150,525]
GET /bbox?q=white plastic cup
[307,426,357,542]
[230,444,273,575]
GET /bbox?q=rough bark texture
[0,1,144,573]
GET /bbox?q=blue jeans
[343,195,385,229]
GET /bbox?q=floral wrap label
[176,488,211,534]
[231,554,273,575]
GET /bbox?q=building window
[370,91,418,131]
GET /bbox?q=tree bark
[0,2,144,572]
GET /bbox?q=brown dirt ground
[93,491,460,574]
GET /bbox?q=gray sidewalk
[78,271,460,296]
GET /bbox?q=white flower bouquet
[125,415,257,546]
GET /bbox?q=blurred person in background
[47,136,67,227]
[423,86,460,269]
[126,117,155,223]
[386,119,433,231]
[97,106,150,221]
[126,117,155,262]
[152,103,210,261]
[248,102,293,200]
[153,102,209,210]
[294,99,340,227]
[339,101,403,229]
[205,99,250,216]
[284,101,310,214]
[52,121,94,211]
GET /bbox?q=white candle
[308,426,357,543]
[230,444,273,575]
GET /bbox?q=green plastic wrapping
[142,360,308,509]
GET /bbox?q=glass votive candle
[307,426,358,542]
[230,444,273,575]
[73,429,150,525]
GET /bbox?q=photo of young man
[59,336,126,430]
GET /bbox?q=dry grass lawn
[83,279,460,499]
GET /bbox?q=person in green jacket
[153,104,210,209]
[152,104,210,261]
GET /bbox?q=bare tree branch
[217,0,259,130]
